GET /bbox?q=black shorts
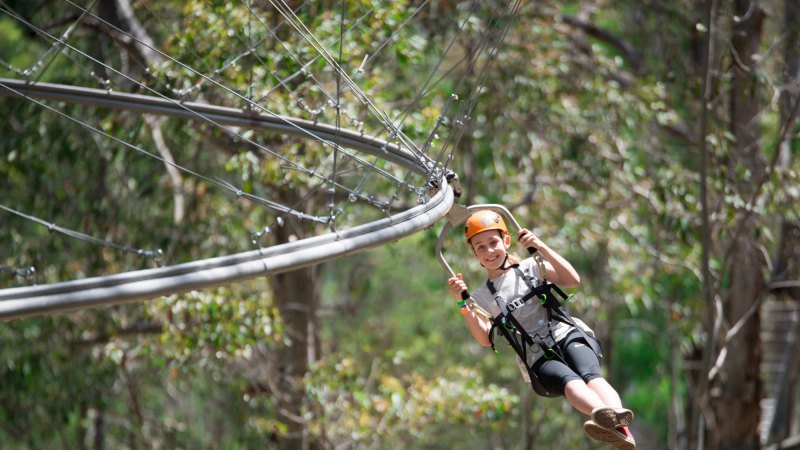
[530,330,602,396]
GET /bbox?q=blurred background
[1,1,798,449]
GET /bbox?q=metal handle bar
[436,204,534,278]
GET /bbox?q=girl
[446,210,636,449]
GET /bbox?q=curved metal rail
[0,181,452,320]
[0,78,429,173]
[0,78,452,320]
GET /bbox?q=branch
[764,434,800,450]
[76,321,164,347]
[144,115,186,224]
[659,121,699,146]
[101,0,163,66]
[556,14,641,72]
[769,279,800,291]
[708,291,764,381]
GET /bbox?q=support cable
[55,0,437,178]
[0,12,416,215]
[433,0,523,170]
[0,204,163,262]
[267,0,422,159]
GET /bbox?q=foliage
[1,0,798,449]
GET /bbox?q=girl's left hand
[518,228,545,252]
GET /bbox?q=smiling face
[469,229,512,273]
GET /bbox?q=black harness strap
[488,307,561,397]
[484,264,603,397]
[527,277,603,359]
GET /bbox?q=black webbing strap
[486,265,602,359]
[533,280,603,359]
[486,291,561,398]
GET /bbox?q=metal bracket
[445,203,470,227]
[445,171,462,198]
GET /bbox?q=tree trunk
[271,266,320,450]
[767,0,800,440]
[270,192,322,450]
[98,0,163,72]
[707,1,765,448]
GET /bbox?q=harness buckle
[507,298,525,311]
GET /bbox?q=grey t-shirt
[471,257,593,382]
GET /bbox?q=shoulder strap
[541,284,603,358]
[487,266,603,359]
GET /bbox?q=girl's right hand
[447,273,468,299]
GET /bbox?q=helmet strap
[498,253,511,270]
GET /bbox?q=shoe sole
[592,407,634,429]
[583,421,636,450]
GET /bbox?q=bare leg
[587,377,623,408]
[563,380,607,415]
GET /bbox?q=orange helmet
[464,210,508,243]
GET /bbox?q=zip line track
[0,78,454,320]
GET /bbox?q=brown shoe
[583,420,636,450]
[591,407,634,429]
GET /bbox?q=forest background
[1,1,799,449]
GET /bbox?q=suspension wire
[329,0,347,227]
[140,1,307,100]
[0,0,98,140]
[321,0,419,217]
[231,0,374,144]
[362,0,430,68]
[310,0,432,137]
[21,0,98,79]
[390,1,479,163]
[0,80,330,224]
[379,0,517,208]
[433,0,523,172]
[244,0,445,190]
[245,0,379,120]
[267,0,424,160]
[246,0,254,105]
[0,7,411,215]
[237,0,434,213]
[270,0,416,151]
[383,0,517,207]
[0,203,163,262]
[235,0,357,227]
[411,54,471,107]
[382,0,505,208]
[335,0,449,211]
[424,3,509,161]
[263,0,456,214]
[389,0,480,147]
[245,0,435,198]
[56,0,428,183]
[197,1,434,219]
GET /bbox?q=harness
[486,264,602,398]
